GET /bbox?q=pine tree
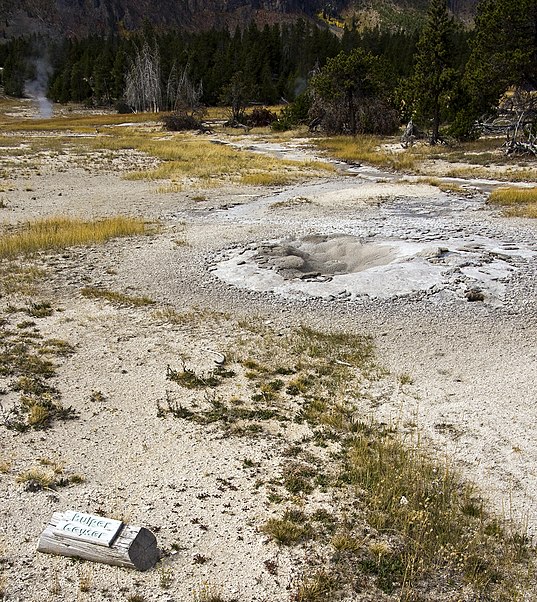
[309,48,398,135]
[465,0,537,116]
[409,0,456,144]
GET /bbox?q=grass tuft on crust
[0,216,147,258]
[488,187,537,218]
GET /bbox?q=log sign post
[38,510,159,571]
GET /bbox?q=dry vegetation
[159,320,535,600]
[488,186,537,218]
[0,104,536,600]
[0,107,333,190]
[312,134,537,184]
[87,130,334,188]
[314,135,418,171]
[0,217,147,258]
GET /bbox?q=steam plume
[25,58,53,119]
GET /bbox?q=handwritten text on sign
[54,511,123,547]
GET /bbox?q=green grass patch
[0,314,77,431]
[158,318,534,599]
[232,323,535,599]
[0,216,147,259]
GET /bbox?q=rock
[300,271,321,280]
[417,246,448,260]
[278,269,303,280]
[272,255,305,270]
[466,288,485,302]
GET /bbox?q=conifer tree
[465,0,537,116]
[309,48,398,135]
[409,0,455,144]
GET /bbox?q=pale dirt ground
[0,116,537,601]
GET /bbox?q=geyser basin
[213,233,532,303]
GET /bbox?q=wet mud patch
[212,233,536,303]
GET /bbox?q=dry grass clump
[0,311,77,431]
[262,507,315,544]
[488,187,537,218]
[313,135,417,171]
[417,176,464,193]
[16,459,84,491]
[0,111,159,133]
[89,132,332,188]
[0,264,44,296]
[80,286,155,307]
[187,323,533,601]
[193,582,236,602]
[0,216,147,259]
[240,172,302,186]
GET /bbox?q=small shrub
[261,508,312,545]
[245,108,277,127]
[161,113,202,131]
[115,101,133,114]
[272,93,312,131]
[26,301,53,318]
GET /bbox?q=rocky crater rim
[212,233,537,302]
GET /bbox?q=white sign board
[53,511,123,547]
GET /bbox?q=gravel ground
[0,131,536,601]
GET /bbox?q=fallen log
[37,510,159,571]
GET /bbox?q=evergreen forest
[0,0,536,141]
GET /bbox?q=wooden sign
[53,511,123,547]
[38,510,159,571]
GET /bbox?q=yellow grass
[503,168,537,183]
[240,172,298,186]
[80,286,154,307]
[0,216,147,258]
[416,177,464,193]
[313,135,417,171]
[488,187,537,218]
[94,133,333,187]
[0,111,160,133]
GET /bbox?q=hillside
[0,0,478,40]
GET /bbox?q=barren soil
[0,119,536,601]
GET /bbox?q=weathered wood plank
[38,511,159,571]
[54,510,123,547]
